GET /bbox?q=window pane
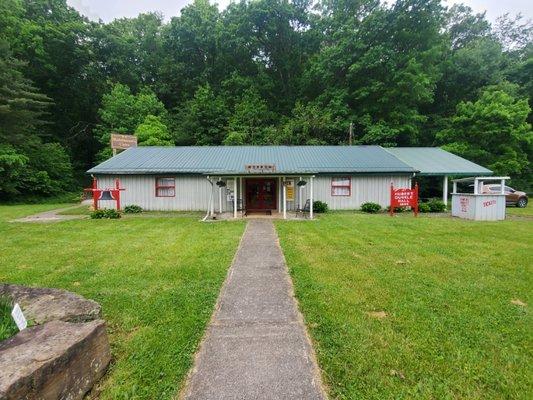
[157,178,175,187]
[157,187,175,197]
[332,177,350,186]
[332,187,350,196]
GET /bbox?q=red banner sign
[390,183,419,216]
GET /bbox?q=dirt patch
[367,311,388,319]
[389,369,405,380]
[511,299,527,307]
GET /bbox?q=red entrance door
[245,179,277,211]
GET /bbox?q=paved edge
[177,220,328,400]
[176,221,251,400]
[11,205,87,223]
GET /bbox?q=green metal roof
[385,147,492,176]
[87,146,416,175]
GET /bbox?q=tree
[437,84,532,185]
[445,4,490,50]
[303,0,446,146]
[0,42,52,144]
[0,144,28,196]
[0,0,531,199]
[95,84,168,159]
[177,84,229,145]
[224,89,274,145]
[10,0,105,170]
[135,115,173,146]
[0,5,74,199]
[96,13,165,91]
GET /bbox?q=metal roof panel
[385,147,492,176]
[87,146,417,175]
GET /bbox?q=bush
[361,202,382,213]
[418,203,431,213]
[427,199,446,212]
[386,206,406,213]
[124,205,143,214]
[90,209,121,219]
[313,200,328,213]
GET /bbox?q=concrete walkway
[12,205,87,223]
[182,220,327,400]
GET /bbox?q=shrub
[313,200,328,213]
[90,209,121,219]
[418,203,431,213]
[386,206,406,213]
[124,205,143,214]
[427,199,446,212]
[361,202,382,213]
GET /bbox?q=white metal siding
[299,175,411,209]
[451,194,506,221]
[96,174,411,211]
[96,175,214,211]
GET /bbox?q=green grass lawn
[0,204,245,399]
[0,296,18,342]
[507,205,533,217]
[276,212,532,400]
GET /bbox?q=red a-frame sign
[390,183,419,216]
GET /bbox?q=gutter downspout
[203,176,214,221]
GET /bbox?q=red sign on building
[390,183,419,216]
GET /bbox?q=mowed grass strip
[0,205,245,399]
[276,211,532,400]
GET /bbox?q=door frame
[244,178,278,212]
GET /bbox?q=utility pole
[348,122,353,145]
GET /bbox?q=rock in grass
[0,284,101,324]
[0,319,111,400]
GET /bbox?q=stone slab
[0,319,111,400]
[0,284,101,324]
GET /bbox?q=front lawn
[276,212,532,399]
[0,204,245,399]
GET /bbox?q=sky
[67,0,532,23]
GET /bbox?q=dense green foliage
[0,0,531,200]
[426,198,447,212]
[361,202,382,213]
[418,202,431,213]
[90,209,121,219]
[312,200,328,213]
[123,204,143,214]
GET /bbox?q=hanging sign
[111,133,137,150]
[11,303,27,331]
[245,164,276,173]
[285,180,295,201]
[390,183,419,216]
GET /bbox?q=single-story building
[87,145,492,218]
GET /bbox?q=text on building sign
[111,133,138,150]
[245,164,276,173]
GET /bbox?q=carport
[385,148,493,206]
